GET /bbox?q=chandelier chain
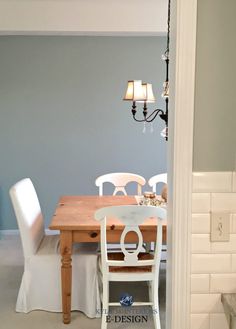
[166,0,171,57]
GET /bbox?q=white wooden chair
[9,178,101,317]
[148,173,167,193]
[95,205,166,329]
[148,173,168,257]
[95,172,146,251]
[95,172,146,196]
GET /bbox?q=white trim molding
[0,229,19,236]
[0,31,166,37]
[0,229,59,238]
[167,0,197,329]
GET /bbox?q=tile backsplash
[191,171,236,329]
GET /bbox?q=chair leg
[152,278,161,329]
[102,280,109,329]
[148,281,153,303]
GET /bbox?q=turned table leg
[60,231,72,324]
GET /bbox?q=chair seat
[107,252,154,273]
[36,235,60,255]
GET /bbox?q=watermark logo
[119,293,133,307]
[106,315,148,323]
[96,291,158,324]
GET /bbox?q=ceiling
[0,0,168,35]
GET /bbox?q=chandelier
[123,0,171,140]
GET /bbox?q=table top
[49,195,166,231]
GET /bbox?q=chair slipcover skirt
[16,235,101,318]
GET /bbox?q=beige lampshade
[123,80,145,101]
[141,83,156,103]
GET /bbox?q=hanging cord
[165,0,171,59]
[164,0,170,88]
[163,0,171,140]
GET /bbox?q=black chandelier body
[124,0,170,140]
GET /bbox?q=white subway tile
[191,314,209,329]
[233,172,236,192]
[210,313,228,329]
[192,214,211,233]
[192,193,211,213]
[211,193,236,212]
[231,254,236,272]
[191,274,210,293]
[210,274,236,293]
[192,254,231,274]
[211,233,236,253]
[192,234,211,253]
[191,294,224,313]
[231,214,236,233]
[193,172,233,193]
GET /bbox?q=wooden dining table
[49,195,167,324]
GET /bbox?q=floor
[0,235,166,329]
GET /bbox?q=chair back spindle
[95,205,166,270]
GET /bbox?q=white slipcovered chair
[95,172,146,196]
[148,173,167,193]
[95,205,166,329]
[9,178,101,317]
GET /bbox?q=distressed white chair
[148,173,168,257]
[148,173,167,193]
[95,173,146,251]
[9,178,101,317]
[95,172,146,196]
[95,205,166,329]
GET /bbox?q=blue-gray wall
[193,0,236,171]
[0,36,167,229]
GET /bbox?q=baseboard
[45,229,60,235]
[0,228,59,238]
[0,229,19,236]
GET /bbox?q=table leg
[60,231,72,324]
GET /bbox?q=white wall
[0,0,167,34]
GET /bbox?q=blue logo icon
[119,293,133,307]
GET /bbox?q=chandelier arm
[131,108,165,123]
[132,112,147,122]
[145,109,164,122]
[132,110,146,122]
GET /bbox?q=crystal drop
[142,122,146,134]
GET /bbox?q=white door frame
[167,0,197,328]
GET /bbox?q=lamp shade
[123,80,145,101]
[141,83,156,103]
